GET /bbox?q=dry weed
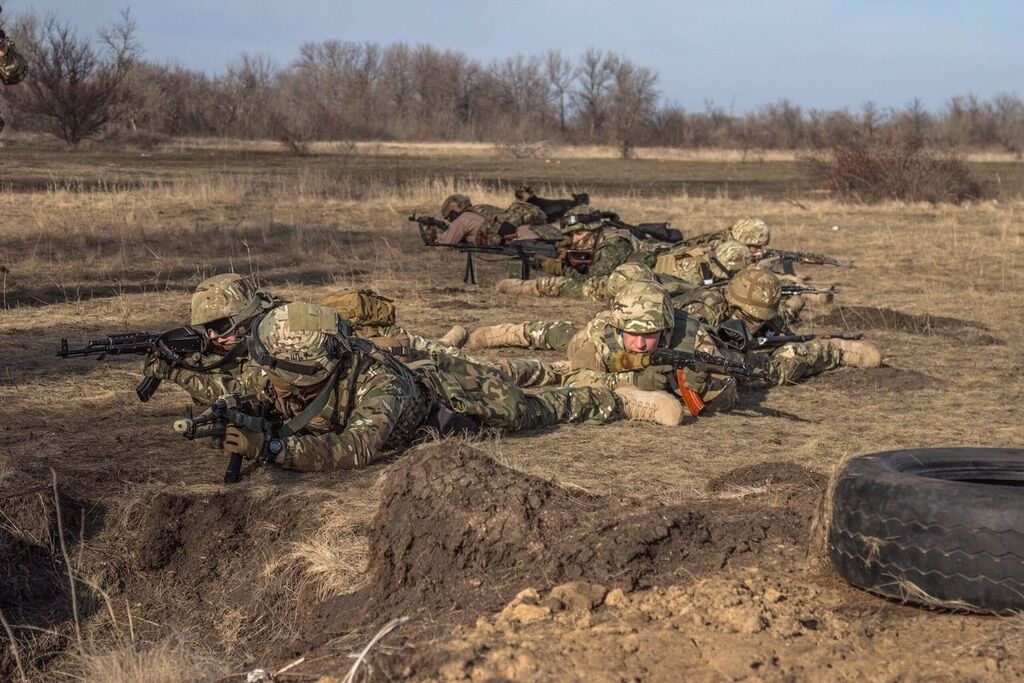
[71,637,227,683]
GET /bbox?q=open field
[1,143,1023,681]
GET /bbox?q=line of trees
[3,9,1024,155]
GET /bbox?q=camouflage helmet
[191,273,267,329]
[725,267,781,322]
[253,302,345,387]
[440,194,472,221]
[729,218,771,247]
[610,282,674,336]
[713,240,752,273]
[514,185,536,201]
[505,201,547,226]
[606,262,658,299]
[559,204,600,234]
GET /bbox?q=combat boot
[465,323,530,350]
[614,386,685,426]
[829,339,882,368]
[438,325,468,348]
[495,278,541,296]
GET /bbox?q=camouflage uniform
[681,217,772,250]
[322,288,563,388]
[654,239,751,287]
[143,274,279,406]
[533,206,649,298]
[564,282,737,411]
[238,303,623,471]
[437,195,549,247]
[479,264,694,353]
[0,36,28,133]
[680,267,843,386]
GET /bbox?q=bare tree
[608,56,658,157]
[544,50,574,133]
[573,48,616,140]
[15,12,138,144]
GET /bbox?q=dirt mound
[312,445,818,638]
[812,366,941,392]
[810,305,1004,345]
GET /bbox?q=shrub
[806,130,984,204]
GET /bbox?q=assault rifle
[173,393,284,483]
[756,248,854,276]
[780,284,839,298]
[753,332,863,350]
[409,213,580,285]
[613,347,768,417]
[58,326,212,402]
[564,210,683,244]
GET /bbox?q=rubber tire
[828,447,1024,613]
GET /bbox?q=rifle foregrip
[136,376,161,402]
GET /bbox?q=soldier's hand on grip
[223,425,265,461]
[635,365,672,392]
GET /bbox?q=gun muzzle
[173,419,194,434]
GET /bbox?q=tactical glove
[634,365,672,392]
[223,426,265,461]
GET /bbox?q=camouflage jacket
[655,245,734,286]
[677,287,794,334]
[564,310,719,392]
[241,345,430,472]
[143,350,249,407]
[566,228,645,280]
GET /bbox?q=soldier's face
[208,328,240,350]
[622,331,662,353]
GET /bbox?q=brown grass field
[1,140,1022,681]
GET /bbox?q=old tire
[828,447,1024,613]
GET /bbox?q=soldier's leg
[767,340,842,385]
[486,358,566,388]
[496,278,544,296]
[518,385,623,429]
[524,320,577,351]
[467,320,576,351]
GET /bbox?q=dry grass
[2,144,1023,678]
[8,133,1017,163]
[72,638,227,683]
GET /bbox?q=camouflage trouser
[534,275,609,301]
[524,320,578,352]
[765,340,842,385]
[487,358,565,388]
[388,327,562,388]
[422,352,621,431]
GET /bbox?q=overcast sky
[12,0,1024,113]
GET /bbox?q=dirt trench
[0,445,823,679]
